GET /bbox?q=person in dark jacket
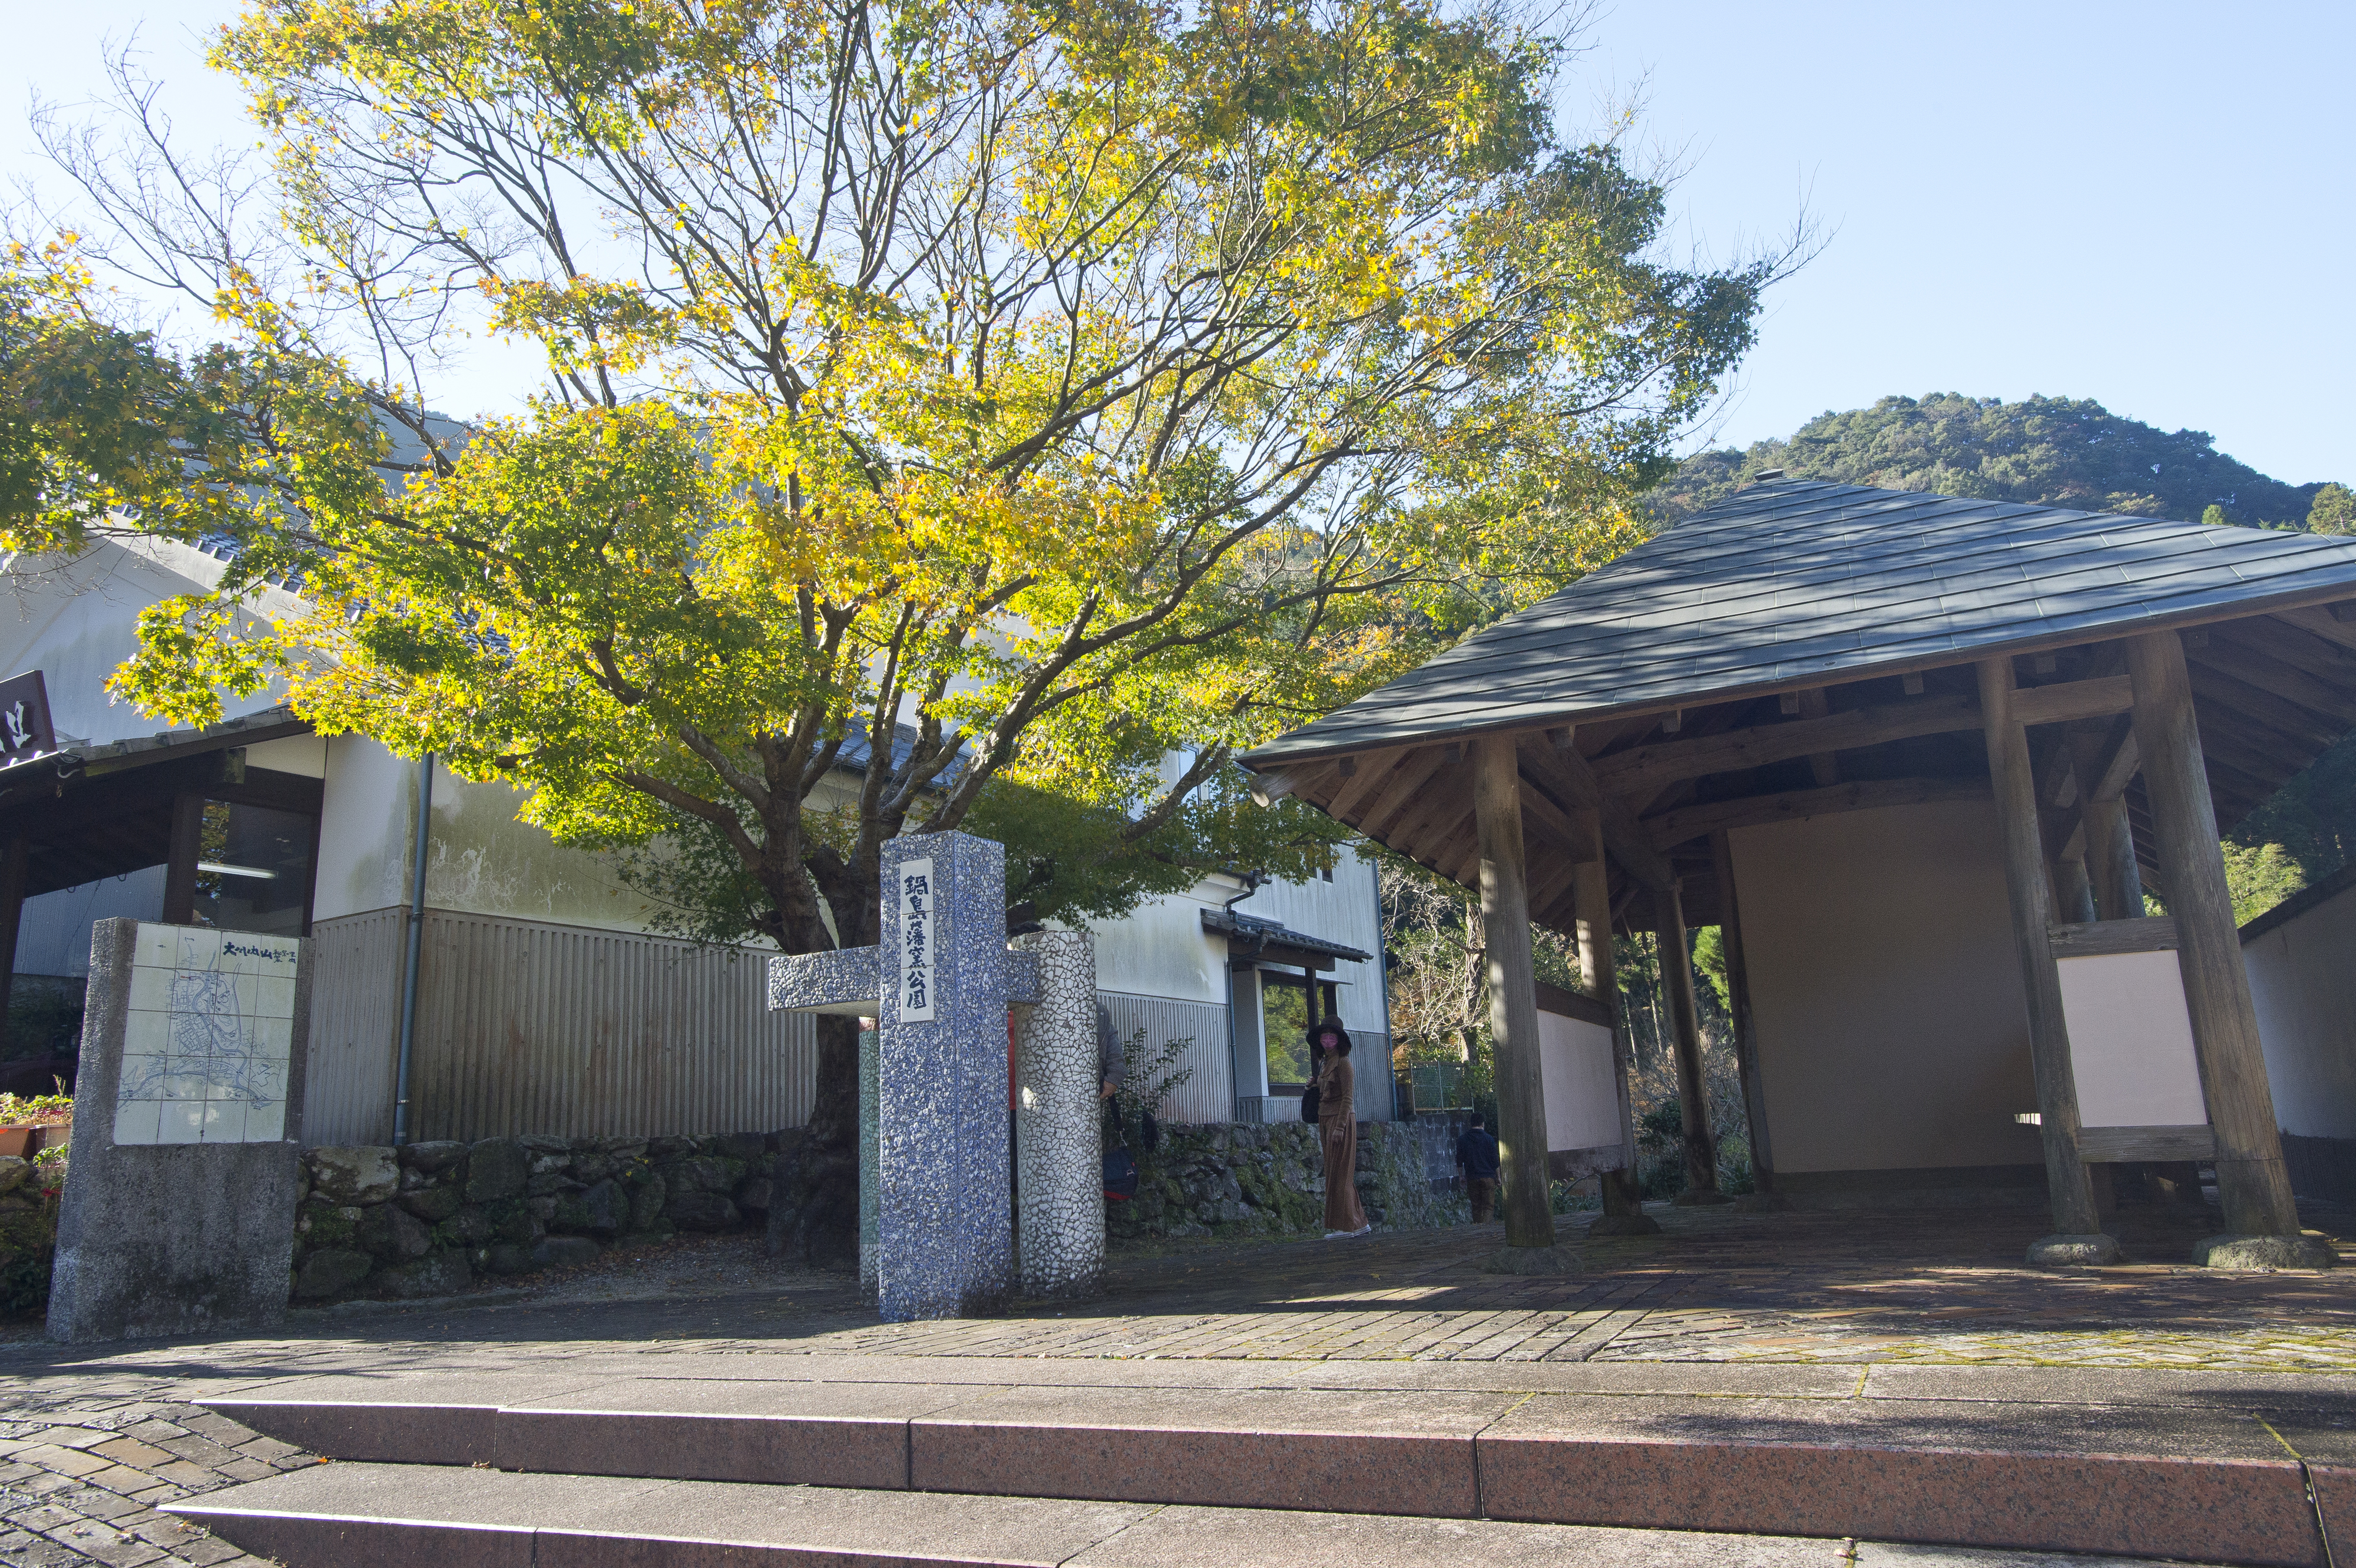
[1455,1113,1501,1223]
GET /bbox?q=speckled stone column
[1011,930,1104,1298]
[876,832,1014,1321]
[858,1026,879,1294]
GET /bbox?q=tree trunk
[771,1012,863,1268]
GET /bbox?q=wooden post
[1573,809,1652,1228]
[2126,631,2301,1239]
[1978,657,2107,1244]
[2068,730,2144,921]
[1472,734,1557,1251]
[0,837,24,1055]
[2051,850,2097,927]
[1709,830,1776,1196]
[1654,882,1723,1202]
[2083,796,2144,921]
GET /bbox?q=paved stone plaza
[2,1201,2353,1563]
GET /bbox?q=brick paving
[0,1400,314,1566]
[0,1199,2352,1561]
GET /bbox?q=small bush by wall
[293,1131,785,1302]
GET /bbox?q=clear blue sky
[14,1,2351,483]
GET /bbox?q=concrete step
[167,1461,2213,1568]
[196,1372,2344,1566]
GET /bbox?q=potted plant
[0,1094,72,1160]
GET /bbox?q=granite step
[166,1461,2215,1568]
[196,1370,2348,1566]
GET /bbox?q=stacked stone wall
[292,1130,792,1302]
[1107,1121,1466,1243]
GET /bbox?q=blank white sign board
[2057,950,2208,1128]
[1538,1011,1622,1154]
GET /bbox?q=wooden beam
[2278,603,2356,654]
[1518,738,1678,892]
[2189,646,2356,734]
[1389,769,1471,863]
[1796,687,1839,787]
[1473,734,1557,1251]
[2126,631,2302,1238]
[1358,747,1451,839]
[1978,657,2106,1242]
[1709,830,1775,1196]
[2015,674,2137,726]
[1594,692,1979,795]
[1589,676,2132,798]
[2071,729,2145,920]
[2048,915,2178,958]
[1642,776,1990,851]
[1248,768,1303,807]
[1321,746,1414,822]
[2079,714,2139,803]
[2216,615,2356,690]
[1654,882,1722,1201]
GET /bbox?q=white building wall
[1730,799,2045,1176]
[311,740,661,934]
[0,538,302,746]
[2248,876,2356,1141]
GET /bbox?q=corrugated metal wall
[300,907,815,1146]
[303,908,406,1146]
[1098,990,1233,1124]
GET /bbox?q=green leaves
[55,0,1772,957]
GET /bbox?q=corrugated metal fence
[302,908,815,1146]
[1096,991,1233,1125]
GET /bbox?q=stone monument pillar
[1011,929,1104,1298]
[769,829,1103,1318]
[875,833,1014,1319]
[49,920,311,1342]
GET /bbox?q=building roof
[1237,479,2356,934]
[1243,479,2356,769]
[1199,907,1372,967]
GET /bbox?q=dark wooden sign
[0,671,55,768]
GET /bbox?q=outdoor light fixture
[196,862,279,880]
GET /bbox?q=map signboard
[111,924,298,1146]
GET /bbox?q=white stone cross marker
[769,831,1104,1319]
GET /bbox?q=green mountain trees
[1656,393,2331,531]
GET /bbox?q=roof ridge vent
[1750,468,1786,482]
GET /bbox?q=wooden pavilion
[1241,477,2356,1266]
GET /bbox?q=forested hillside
[1656,393,2355,901]
[1655,393,2338,531]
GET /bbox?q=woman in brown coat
[1312,1021,1371,1238]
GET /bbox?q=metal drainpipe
[1220,872,1263,1121]
[1368,849,1397,1119]
[392,752,433,1147]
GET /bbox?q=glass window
[1262,978,1312,1087]
[191,800,314,937]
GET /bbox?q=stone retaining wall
[292,1120,1469,1303]
[293,1131,785,1301]
[1107,1121,1466,1243]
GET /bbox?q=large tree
[19,0,1779,1257]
